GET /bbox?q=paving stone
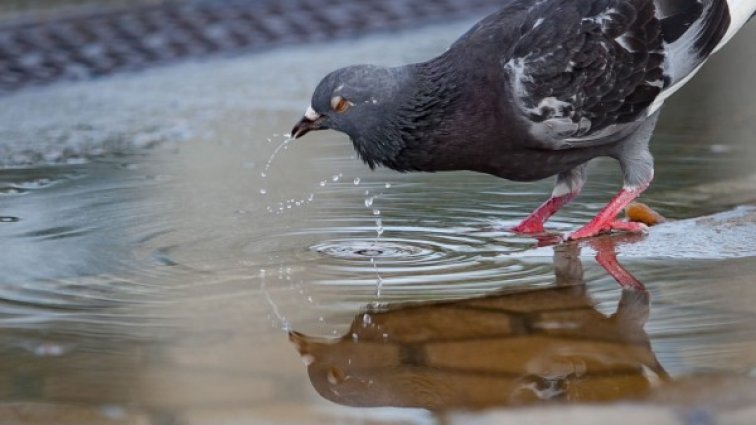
[0,0,507,94]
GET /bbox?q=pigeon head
[292,64,413,168]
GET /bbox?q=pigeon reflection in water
[290,238,669,410]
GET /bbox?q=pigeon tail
[649,0,755,113]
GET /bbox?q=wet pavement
[0,5,755,425]
[0,0,506,94]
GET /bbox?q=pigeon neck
[357,59,458,171]
[352,55,458,171]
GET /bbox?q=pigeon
[292,0,755,240]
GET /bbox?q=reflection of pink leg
[591,238,646,291]
[512,192,577,234]
[568,185,649,240]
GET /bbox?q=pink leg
[511,192,577,234]
[568,185,649,240]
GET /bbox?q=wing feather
[506,0,666,146]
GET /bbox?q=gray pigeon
[292,0,755,240]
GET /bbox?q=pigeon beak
[291,106,325,139]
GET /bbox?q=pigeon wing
[506,0,666,147]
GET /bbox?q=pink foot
[511,193,577,235]
[569,220,648,240]
[511,220,545,234]
[567,185,650,241]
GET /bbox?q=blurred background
[0,0,507,95]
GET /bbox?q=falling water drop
[364,197,374,208]
[320,181,327,187]
[332,175,340,182]
[259,188,268,195]
[373,209,381,216]
[262,137,294,177]
[354,177,361,185]
[376,276,384,297]
[308,193,315,202]
[385,183,392,189]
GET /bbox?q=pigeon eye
[331,96,351,113]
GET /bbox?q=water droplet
[376,227,385,237]
[373,209,381,216]
[260,172,267,178]
[320,181,327,187]
[332,175,340,182]
[385,183,392,189]
[364,197,374,207]
[307,296,314,303]
[308,193,315,202]
[353,177,361,185]
[259,188,267,195]
[262,137,293,177]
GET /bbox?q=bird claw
[510,221,546,234]
[568,220,648,241]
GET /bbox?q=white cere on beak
[304,106,321,121]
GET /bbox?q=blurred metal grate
[0,0,504,94]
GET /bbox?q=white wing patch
[649,0,755,115]
[717,0,756,52]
